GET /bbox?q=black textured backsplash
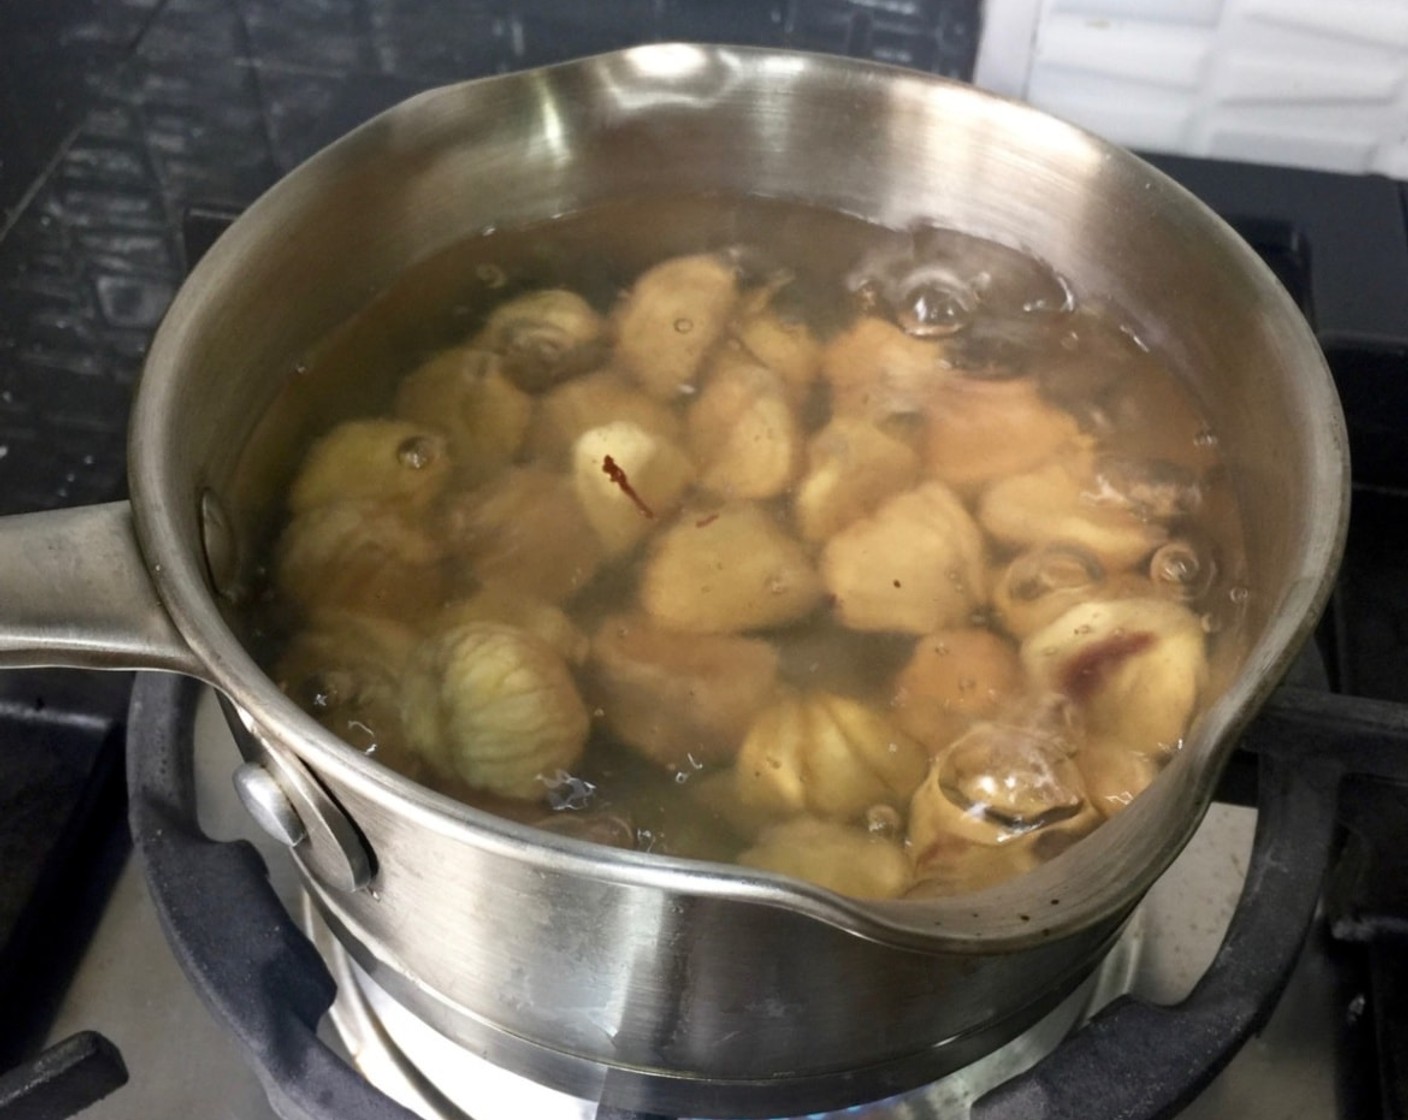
[0,0,981,518]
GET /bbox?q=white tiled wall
[975,0,1408,176]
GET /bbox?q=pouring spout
[0,501,204,677]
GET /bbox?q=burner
[303,894,1149,1120]
[123,665,1408,1120]
[125,675,1330,1120]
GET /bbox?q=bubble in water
[852,277,883,314]
[1090,456,1201,521]
[344,719,377,752]
[396,434,438,470]
[897,280,975,338]
[542,770,597,811]
[1118,323,1150,352]
[674,317,694,333]
[865,804,903,838]
[476,263,507,288]
[1228,585,1250,605]
[1194,428,1219,449]
[1150,540,1214,601]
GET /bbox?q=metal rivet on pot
[256,738,375,893]
[233,761,307,848]
[219,697,376,893]
[199,488,241,601]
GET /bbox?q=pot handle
[0,502,203,677]
[128,673,421,1120]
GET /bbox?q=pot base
[302,895,1145,1120]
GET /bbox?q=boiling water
[234,194,1248,900]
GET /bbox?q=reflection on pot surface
[236,194,1249,902]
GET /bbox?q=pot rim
[128,42,1350,955]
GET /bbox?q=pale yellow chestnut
[821,481,986,635]
[821,316,949,422]
[393,347,533,485]
[739,816,913,899]
[730,288,822,405]
[439,585,589,665]
[735,691,929,821]
[1022,597,1208,756]
[276,500,446,623]
[1077,741,1166,819]
[991,544,1107,640]
[925,695,1088,832]
[904,810,1100,897]
[640,503,823,634]
[528,369,683,467]
[614,253,739,400]
[890,628,1024,754]
[288,419,451,514]
[573,420,694,557]
[923,375,1081,494]
[907,697,1100,895]
[978,453,1168,574]
[275,610,420,772]
[475,288,606,391]
[793,417,920,544]
[590,615,779,769]
[401,622,589,801]
[687,357,801,500]
[441,467,603,604]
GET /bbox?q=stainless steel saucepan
[0,44,1347,1118]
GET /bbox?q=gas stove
[2,5,1408,1119]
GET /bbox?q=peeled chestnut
[476,288,606,391]
[739,816,913,899]
[614,253,740,400]
[288,419,451,513]
[1022,596,1208,756]
[734,691,929,822]
[401,622,589,801]
[640,503,822,634]
[393,347,533,485]
[821,481,987,635]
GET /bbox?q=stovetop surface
[2,3,1408,1120]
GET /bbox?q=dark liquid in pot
[232,194,1249,900]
